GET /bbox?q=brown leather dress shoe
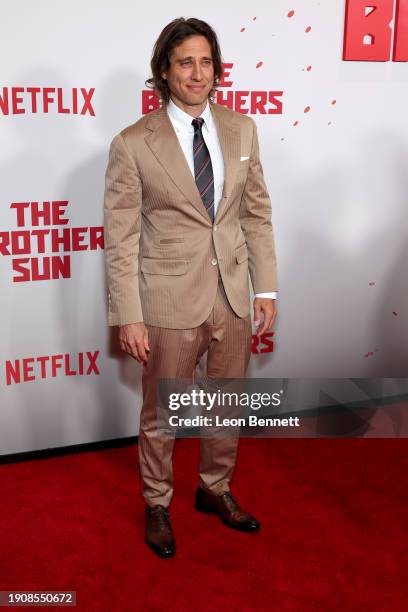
[144,505,175,558]
[195,487,260,532]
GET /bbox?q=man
[104,17,278,558]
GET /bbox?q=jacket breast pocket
[141,257,188,275]
[153,235,186,247]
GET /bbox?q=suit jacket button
[211,258,218,266]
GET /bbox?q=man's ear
[161,72,167,80]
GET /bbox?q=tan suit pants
[138,274,252,508]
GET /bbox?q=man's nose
[191,62,203,80]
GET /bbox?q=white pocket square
[240,156,249,161]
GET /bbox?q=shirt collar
[167,96,213,134]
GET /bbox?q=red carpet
[1,439,407,611]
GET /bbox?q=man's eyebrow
[176,56,213,62]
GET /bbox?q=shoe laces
[151,505,170,528]
[221,491,239,511]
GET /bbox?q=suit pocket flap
[235,243,248,264]
[141,258,188,275]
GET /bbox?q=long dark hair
[145,18,223,104]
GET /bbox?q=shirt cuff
[254,292,277,299]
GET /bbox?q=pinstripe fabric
[103,101,278,329]
[139,274,252,508]
[104,102,277,507]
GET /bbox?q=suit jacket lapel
[209,101,241,223]
[144,101,241,223]
[144,106,208,220]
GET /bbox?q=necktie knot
[192,117,205,132]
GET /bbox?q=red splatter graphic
[293,121,299,126]
[364,351,374,358]
[304,106,311,113]
[288,10,295,18]
[369,281,375,286]
[331,99,337,105]
[305,26,312,33]
[392,311,398,316]
[306,65,312,71]
[240,27,246,32]
[252,16,257,21]
[256,61,263,69]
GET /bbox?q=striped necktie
[192,117,214,222]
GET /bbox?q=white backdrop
[1,0,407,454]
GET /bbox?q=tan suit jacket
[103,101,278,329]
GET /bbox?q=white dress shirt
[166,97,276,300]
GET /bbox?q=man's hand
[253,298,277,337]
[119,322,150,364]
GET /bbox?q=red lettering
[78,352,84,375]
[251,332,274,354]
[0,232,10,255]
[5,360,20,385]
[12,258,31,282]
[51,228,71,251]
[12,87,25,114]
[80,88,95,116]
[71,227,88,251]
[57,87,70,114]
[251,91,267,114]
[0,87,9,115]
[31,256,50,281]
[251,335,260,354]
[343,0,395,61]
[23,358,35,382]
[73,87,78,114]
[89,226,104,250]
[43,87,55,113]
[10,202,30,227]
[216,90,234,109]
[268,92,283,114]
[394,0,408,60]
[13,256,70,281]
[51,354,63,377]
[51,255,70,279]
[26,87,40,112]
[86,351,100,375]
[220,63,234,87]
[259,333,274,354]
[235,91,249,114]
[31,229,50,253]
[37,356,49,378]
[31,201,51,226]
[11,231,30,255]
[52,200,69,224]
[142,90,160,114]
[65,354,76,376]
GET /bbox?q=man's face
[161,35,214,112]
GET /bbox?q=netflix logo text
[0,200,104,282]
[142,62,283,115]
[5,351,101,386]
[0,87,95,116]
